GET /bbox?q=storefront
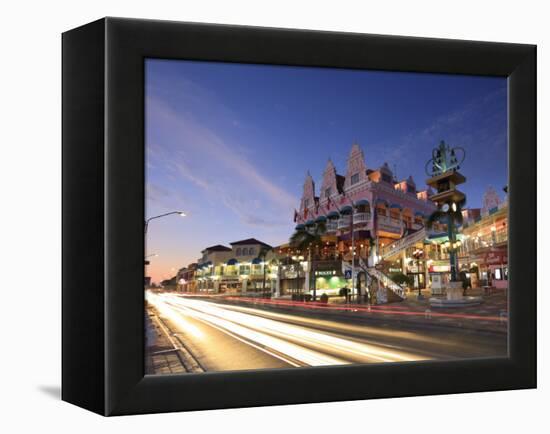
[428,260,451,295]
[218,279,239,293]
[471,246,508,290]
[278,263,306,296]
[312,260,350,296]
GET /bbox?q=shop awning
[339,205,353,215]
[354,199,370,207]
[226,258,239,266]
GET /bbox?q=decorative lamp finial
[425,140,465,177]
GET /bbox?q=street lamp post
[425,140,467,299]
[144,211,186,234]
[144,211,186,285]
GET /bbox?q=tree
[388,272,413,287]
[289,222,327,300]
[289,221,327,253]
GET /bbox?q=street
[146,292,507,373]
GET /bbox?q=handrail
[379,228,427,259]
[366,267,407,299]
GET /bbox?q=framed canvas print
[62,17,536,416]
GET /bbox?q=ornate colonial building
[295,142,437,253]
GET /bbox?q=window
[236,247,241,256]
[351,173,359,185]
[304,198,310,208]
[325,187,331,198]
[249,247,255,255]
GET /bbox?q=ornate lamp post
[425,140,466,286]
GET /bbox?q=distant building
[461,191,508,290]
[461,208,481,225]
[176,263,198,292]
[194,239,276,293]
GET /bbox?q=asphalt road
[147,292,507,372]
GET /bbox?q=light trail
[196,295,505,322]
[147,292,431,368]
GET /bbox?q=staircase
[379,227,427,260]
[365,267,407,301]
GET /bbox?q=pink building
[295,142,437,245]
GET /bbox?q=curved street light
[144,211,186,234]
[144,211,186,278]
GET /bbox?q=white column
[304,262,310,294]
[275,277,281,297]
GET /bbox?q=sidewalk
[145,310,188,375]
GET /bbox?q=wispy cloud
[146,180,189,214]
[146,92,298,228]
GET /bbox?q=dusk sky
[145,59,507,283]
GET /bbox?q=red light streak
[171,292,506,322]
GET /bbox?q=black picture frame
[62,17,536,416]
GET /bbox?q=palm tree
[289,222,327,300]
[289,221,327,252]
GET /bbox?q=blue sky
[145,59,507,282]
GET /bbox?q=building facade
[293,142,439,298]
[194,239,279,294]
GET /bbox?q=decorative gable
[320,159,339,202]
[344,142,367,189]
[300,171,316,212]
[482,186,501,215]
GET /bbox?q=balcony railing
[326,220,338,232]
[353,212,371,224]
[337,216,352,229]
[377,215,403,233]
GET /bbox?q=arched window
[236,248,241,256]
[249,247,255,256]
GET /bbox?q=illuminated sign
[315,270,337,276]
[430,265,450,272]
